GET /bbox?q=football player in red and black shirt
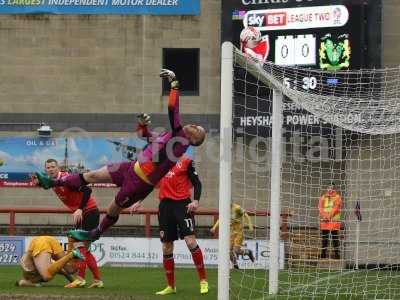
[132,114,208,296]
[33,159,103,288]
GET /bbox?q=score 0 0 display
[275,34,316,66]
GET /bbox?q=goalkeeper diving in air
[210,203,255,269]
[35,69,206,242]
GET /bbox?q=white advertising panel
[24,237,284,269]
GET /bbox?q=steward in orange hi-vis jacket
[319,186,342,231]
[318,183,342,259]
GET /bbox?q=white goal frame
[219,41,284,299]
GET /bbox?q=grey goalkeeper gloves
[137,113,151,126]
[160,68,179,89]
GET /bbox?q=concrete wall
[383,0,400,67]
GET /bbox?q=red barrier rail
[0,207,290,239]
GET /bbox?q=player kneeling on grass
[16,236,83,287]
[132,114,208,295]
[210,203,255,269]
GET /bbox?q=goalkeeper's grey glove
[160,68,179,89]
[137,113,151,126]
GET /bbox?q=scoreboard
[222,0,382,70]
[223,0,382,157]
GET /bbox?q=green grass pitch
[1,266,399,299]
[231,269,400,300]
[0,266,217,300]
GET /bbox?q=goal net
[220,42,400,300]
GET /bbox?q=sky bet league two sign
[0,0,199,15]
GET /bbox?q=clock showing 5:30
[283,76,318,90]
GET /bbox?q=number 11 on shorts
[184,218,194,232]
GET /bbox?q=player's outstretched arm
[136,113,158,142]
[160,69,182,134]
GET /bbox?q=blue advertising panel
[0,236,24,265]
[0,136,193,187]
[0,0,200,15]
[0,136,145,186]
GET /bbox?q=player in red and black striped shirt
[33,159,103,288]
[132,115,208,296]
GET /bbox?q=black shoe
[247,250,255,263]
[233,264,239,269]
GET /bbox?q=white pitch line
[252,269,359,300]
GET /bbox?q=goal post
[218,41,234,300]
[269,88,283,295]
[219,41,400,299]
[219,41,286,298]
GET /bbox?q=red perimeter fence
[0,208,290,239]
